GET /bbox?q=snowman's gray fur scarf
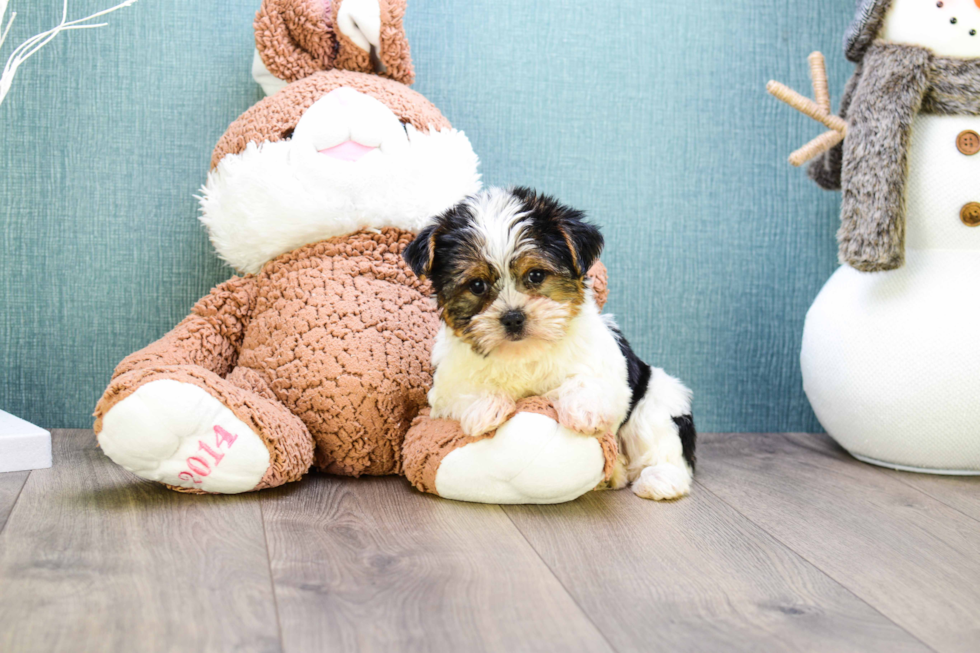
[808,41,980,272]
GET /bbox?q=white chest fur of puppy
[430,295,631,438]
[404,187,698,501]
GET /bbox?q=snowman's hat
[844,0,894,62]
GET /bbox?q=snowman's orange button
[956,130,980,155]
[961,202,980,227]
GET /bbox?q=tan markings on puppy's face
[511,253,586,308]
[438,257,499,340]
[458,252,585,356]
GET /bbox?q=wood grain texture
[0,470,29,533]
[260,474,613,653]
[880,469,980,523]
[6,429,977,652]
[698,432,980,653]
[503,485,929,653]
[0,430,282,653]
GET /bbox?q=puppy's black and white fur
[404,187,696,500]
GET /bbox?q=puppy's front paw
[459,394,517,436]
[631,463,692,501]
[553,388,618,436]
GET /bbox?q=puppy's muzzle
[500,309,526,338]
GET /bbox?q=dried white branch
[0,1,15,53]
[0,0,138,108]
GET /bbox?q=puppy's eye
[526,269,547,285]
[468,279,488,296]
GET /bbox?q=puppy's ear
[403,225,437,278]
[562,218,604,275]
[514,187,604,275]
[510,186,535,203]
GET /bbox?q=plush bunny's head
[199,1,480,274]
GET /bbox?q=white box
[0,410,52,473]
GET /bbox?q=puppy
[403,187,696,500]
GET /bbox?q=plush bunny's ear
[255,0,415,88]
[332,0,414,85]
[254,0,336,84]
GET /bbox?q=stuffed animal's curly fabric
[93,0,618,503]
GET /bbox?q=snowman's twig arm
[766,81,848,134]
[809,51,831,114]
[767,52,848,167]
[790,129,844,167]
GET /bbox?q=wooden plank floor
[1,430,978,653]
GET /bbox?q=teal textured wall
[1,0,854,431]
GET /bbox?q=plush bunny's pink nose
[318,140,376,162]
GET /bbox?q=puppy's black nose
[500,309,526,334]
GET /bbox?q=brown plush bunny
[94,0,618,503]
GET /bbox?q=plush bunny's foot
[95,366,315,494]
[99,380,273,494]
[630,462,692,501]
[403,398,619,504]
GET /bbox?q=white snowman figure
[771,0,980,474]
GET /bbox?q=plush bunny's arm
[111,276,258,380]
[587,260,608,310]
